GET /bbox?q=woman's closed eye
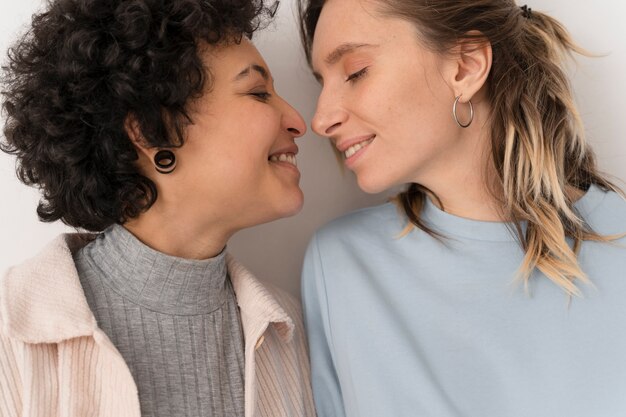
[346,67,369,83]
[249,90,272,101]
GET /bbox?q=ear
[124,114,155,161]
[448,31,492,103]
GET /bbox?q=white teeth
[344,137,374,159]
[269,153,297,167]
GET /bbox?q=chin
[258,188,304,225]
[356,172,392,194]
[276,188,304,218]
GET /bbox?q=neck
[420,105,505,222]
[430,176,503,222]
[124,201,233,260]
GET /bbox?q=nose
[279,97,307,139]
[311,87,348,137]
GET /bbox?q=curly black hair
[1,0,278,231]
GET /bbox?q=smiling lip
[269,153,298,167]
[335,134,375,168]
[269,144,299,158]
[268,144,300,177]
[336,135,376,153]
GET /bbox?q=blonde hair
[387,3,624,296]
[299,0,625,296]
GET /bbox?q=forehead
[312,0,377,50]
[310,0,415,68]
[203,38,269,77]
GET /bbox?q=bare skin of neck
[123,199,232,261]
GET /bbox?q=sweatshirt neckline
[79,224,229,315]
[420,184,607,242]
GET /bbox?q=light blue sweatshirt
[302,184,626,417]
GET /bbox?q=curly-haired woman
[298,0,626,416]
[0,0,315,416]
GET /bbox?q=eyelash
[250,92,271,101]
[346,67,369,83]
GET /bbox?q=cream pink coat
[0,234,315,417]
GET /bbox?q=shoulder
[1,233,96,342]
[302,202,407,291]
[263,280,305,323]
[315,201,405,246]
[226,255,305,331]
[1,233,78,322]
[2,233,94,281]
[579,185,626,238]
[1,233,93,290]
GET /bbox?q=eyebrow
[233,64,270,82]
[313,43,379,81]
[325,43,378,65]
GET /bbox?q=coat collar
[226,254,295,344]
[0,233,294,345]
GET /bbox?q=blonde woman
[297,0,626,416]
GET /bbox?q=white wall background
[1,0,625,298]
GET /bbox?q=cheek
[231,105,282,149]
[193,107,281,158]
[382,74,451,144]
[217,110,284,182]
[353,69,429,126]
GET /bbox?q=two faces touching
[158,0,490,246]
[126,0,475,255]
[182,0,500,243]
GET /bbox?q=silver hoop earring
[453,95,474,128]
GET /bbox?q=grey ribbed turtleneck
[73,224,245,417]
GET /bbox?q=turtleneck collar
[80,224,229,315]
